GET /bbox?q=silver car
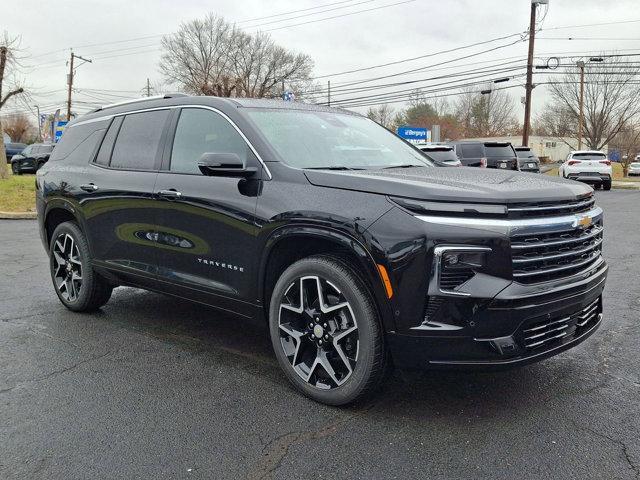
[628,161,640,176]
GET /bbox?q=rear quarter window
[48,122,108,163]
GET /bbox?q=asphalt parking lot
[1,190,639,480]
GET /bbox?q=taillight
[480,158,487,168]
[600,160,611,166]
[567,160,581,166]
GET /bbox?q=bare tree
[366,104,395,130]
[611,125,640,176]
[2,113,35,143]
[455,88,518,138]
[0,33,25,179]
[544,57,640,150]
[159,13,314,98]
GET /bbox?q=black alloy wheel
[269,255,386,405]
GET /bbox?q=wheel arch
[43,201,85,248]
[259,226,396,332]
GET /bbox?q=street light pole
[577,60,585,150]
[34,105,42,141]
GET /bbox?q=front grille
[511,220,603,284]
[507,195,595,218]
[519,298,601,350]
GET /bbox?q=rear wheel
[269,255,386,405]
[49,221,113,312]
[603,180,612,191]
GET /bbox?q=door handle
[158,189,182,199]
[80,183,99,192]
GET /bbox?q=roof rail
[92,93,189,113]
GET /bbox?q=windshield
[246,109,432,169]
[485,144,515,158]
[573,153,606,160]
[630,163,640,168]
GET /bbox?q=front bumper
[388,263,607,370]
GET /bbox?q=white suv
[559,150,612,190]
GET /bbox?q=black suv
[11,143,55,174]
[36,96,607,405]
[449,140,518,170]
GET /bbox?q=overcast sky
[4,0,640,121]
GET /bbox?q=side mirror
[197,152,258,178]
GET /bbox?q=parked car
[514,146,540,173]
[559,150,612,190]
[448,140,518,170]
[5,142,27,162]
[416,143,461,167]
[10,143,55,174]
[629,158,640,176]
[36,96,607,405]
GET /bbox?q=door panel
[153,107,263,316]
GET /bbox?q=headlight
[430,246,492,297]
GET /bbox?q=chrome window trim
[70,104,273,180]
[417,206,603,237]
[429,245,492,297]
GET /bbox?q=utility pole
[66,50,92,121]
[146,78,152,97]
[327,80,331,106]
[577,60,585,150]
[522,1,541,147]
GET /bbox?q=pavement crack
[245,400,379,480]
[0,351,112,395]
[575,422,640,478]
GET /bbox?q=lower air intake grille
[519,298,601,350]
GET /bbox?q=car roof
[514,146,531,150]
[75,94,361,126]
[570,150,605,154]
[417,144,454,150]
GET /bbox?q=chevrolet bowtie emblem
[577,215,592,229]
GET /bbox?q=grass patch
[0,168,36,212]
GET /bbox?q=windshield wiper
[304,166,365,171]
[382,164,424,169]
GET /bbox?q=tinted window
[94,116,124,166]
[516,149,534,158]
[460,143,484,158]
[49,122,108,162]
[170,108,250,174]
[421,148,458,162]
[110,110,169,170]
[485,144,515,157]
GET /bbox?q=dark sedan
[5,142,27,162]
[10,143,55,174]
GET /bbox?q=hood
[304,166,591,204]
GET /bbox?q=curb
[0,211,37,219]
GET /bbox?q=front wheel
[269,255,386,405]
[49,221,113,312]
[11,163,20,175]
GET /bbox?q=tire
[11,163,21,175]
[49,221,113,312]
[603,180,612,191]
[269,255,386,406]
[36,162,44,171]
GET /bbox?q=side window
[110,110,169,170]
[170,108,251,174]
[49,121,109,162]
[31,146,41,155]
[94,116,124,166]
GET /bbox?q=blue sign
[397,126,429,142]
[282,90,295,102]
[54,121,68,142]
[609,150,621,162]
